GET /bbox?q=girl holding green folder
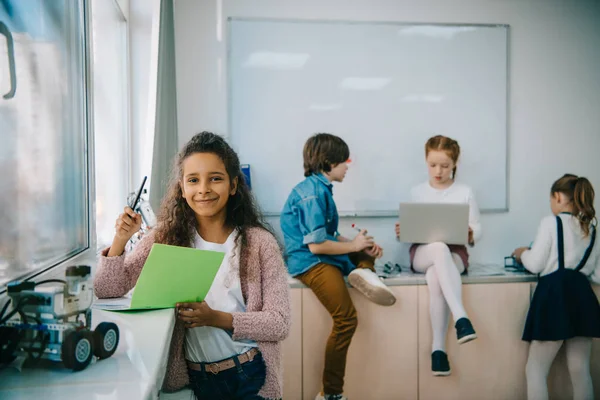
[95,132,291,400]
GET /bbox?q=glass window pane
[91,0,129,248]
[0,0,89,286]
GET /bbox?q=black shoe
[455,317,477,344]
[431,350,451,376]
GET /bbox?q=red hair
[425,135,461,178]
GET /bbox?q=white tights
[413,242,468,352]
[526,337,594,400]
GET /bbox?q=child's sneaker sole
[457,333,477,344]
[433,370,451,376]
[347,273,396,306]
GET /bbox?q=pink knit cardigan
[93,227,291,399]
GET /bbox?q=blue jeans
[187,352,267,400]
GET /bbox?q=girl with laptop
[394,135,482,377]
[94,132,291,400]
[512,174,600,400]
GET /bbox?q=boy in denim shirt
[280,133,396,400]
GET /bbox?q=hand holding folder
[94,243,224,311]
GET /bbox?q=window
[0,0,92,287]
[91,0,131,248]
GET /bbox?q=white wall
[173,0,600,265]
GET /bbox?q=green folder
[113,243,224,311]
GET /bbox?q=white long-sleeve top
[521,213,600,283]
[411,181,483,243]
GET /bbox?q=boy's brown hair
[303,133,350,177]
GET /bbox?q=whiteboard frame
[227,17,511,217]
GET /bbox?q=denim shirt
[280,173,355,277]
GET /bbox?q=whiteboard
[228,18,509,215]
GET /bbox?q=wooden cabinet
[282,283,600,400]
[301,286,418,400]
[417,283,531,400]
[282,289,303,400]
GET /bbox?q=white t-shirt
[184,230,257,363]
[410,181,483,243]
[521,213,600,282]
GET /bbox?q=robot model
[0,265,119,371]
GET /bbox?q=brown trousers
[296,252,375,395]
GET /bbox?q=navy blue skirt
[523,268,600,341]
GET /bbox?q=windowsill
[0,308,176,399]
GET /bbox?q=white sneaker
[315,393,348,400]
[348,268,397,306]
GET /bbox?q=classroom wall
[172,0,600,265]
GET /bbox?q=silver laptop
[398,203,469,245]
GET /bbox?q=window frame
[0,0,97,293]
